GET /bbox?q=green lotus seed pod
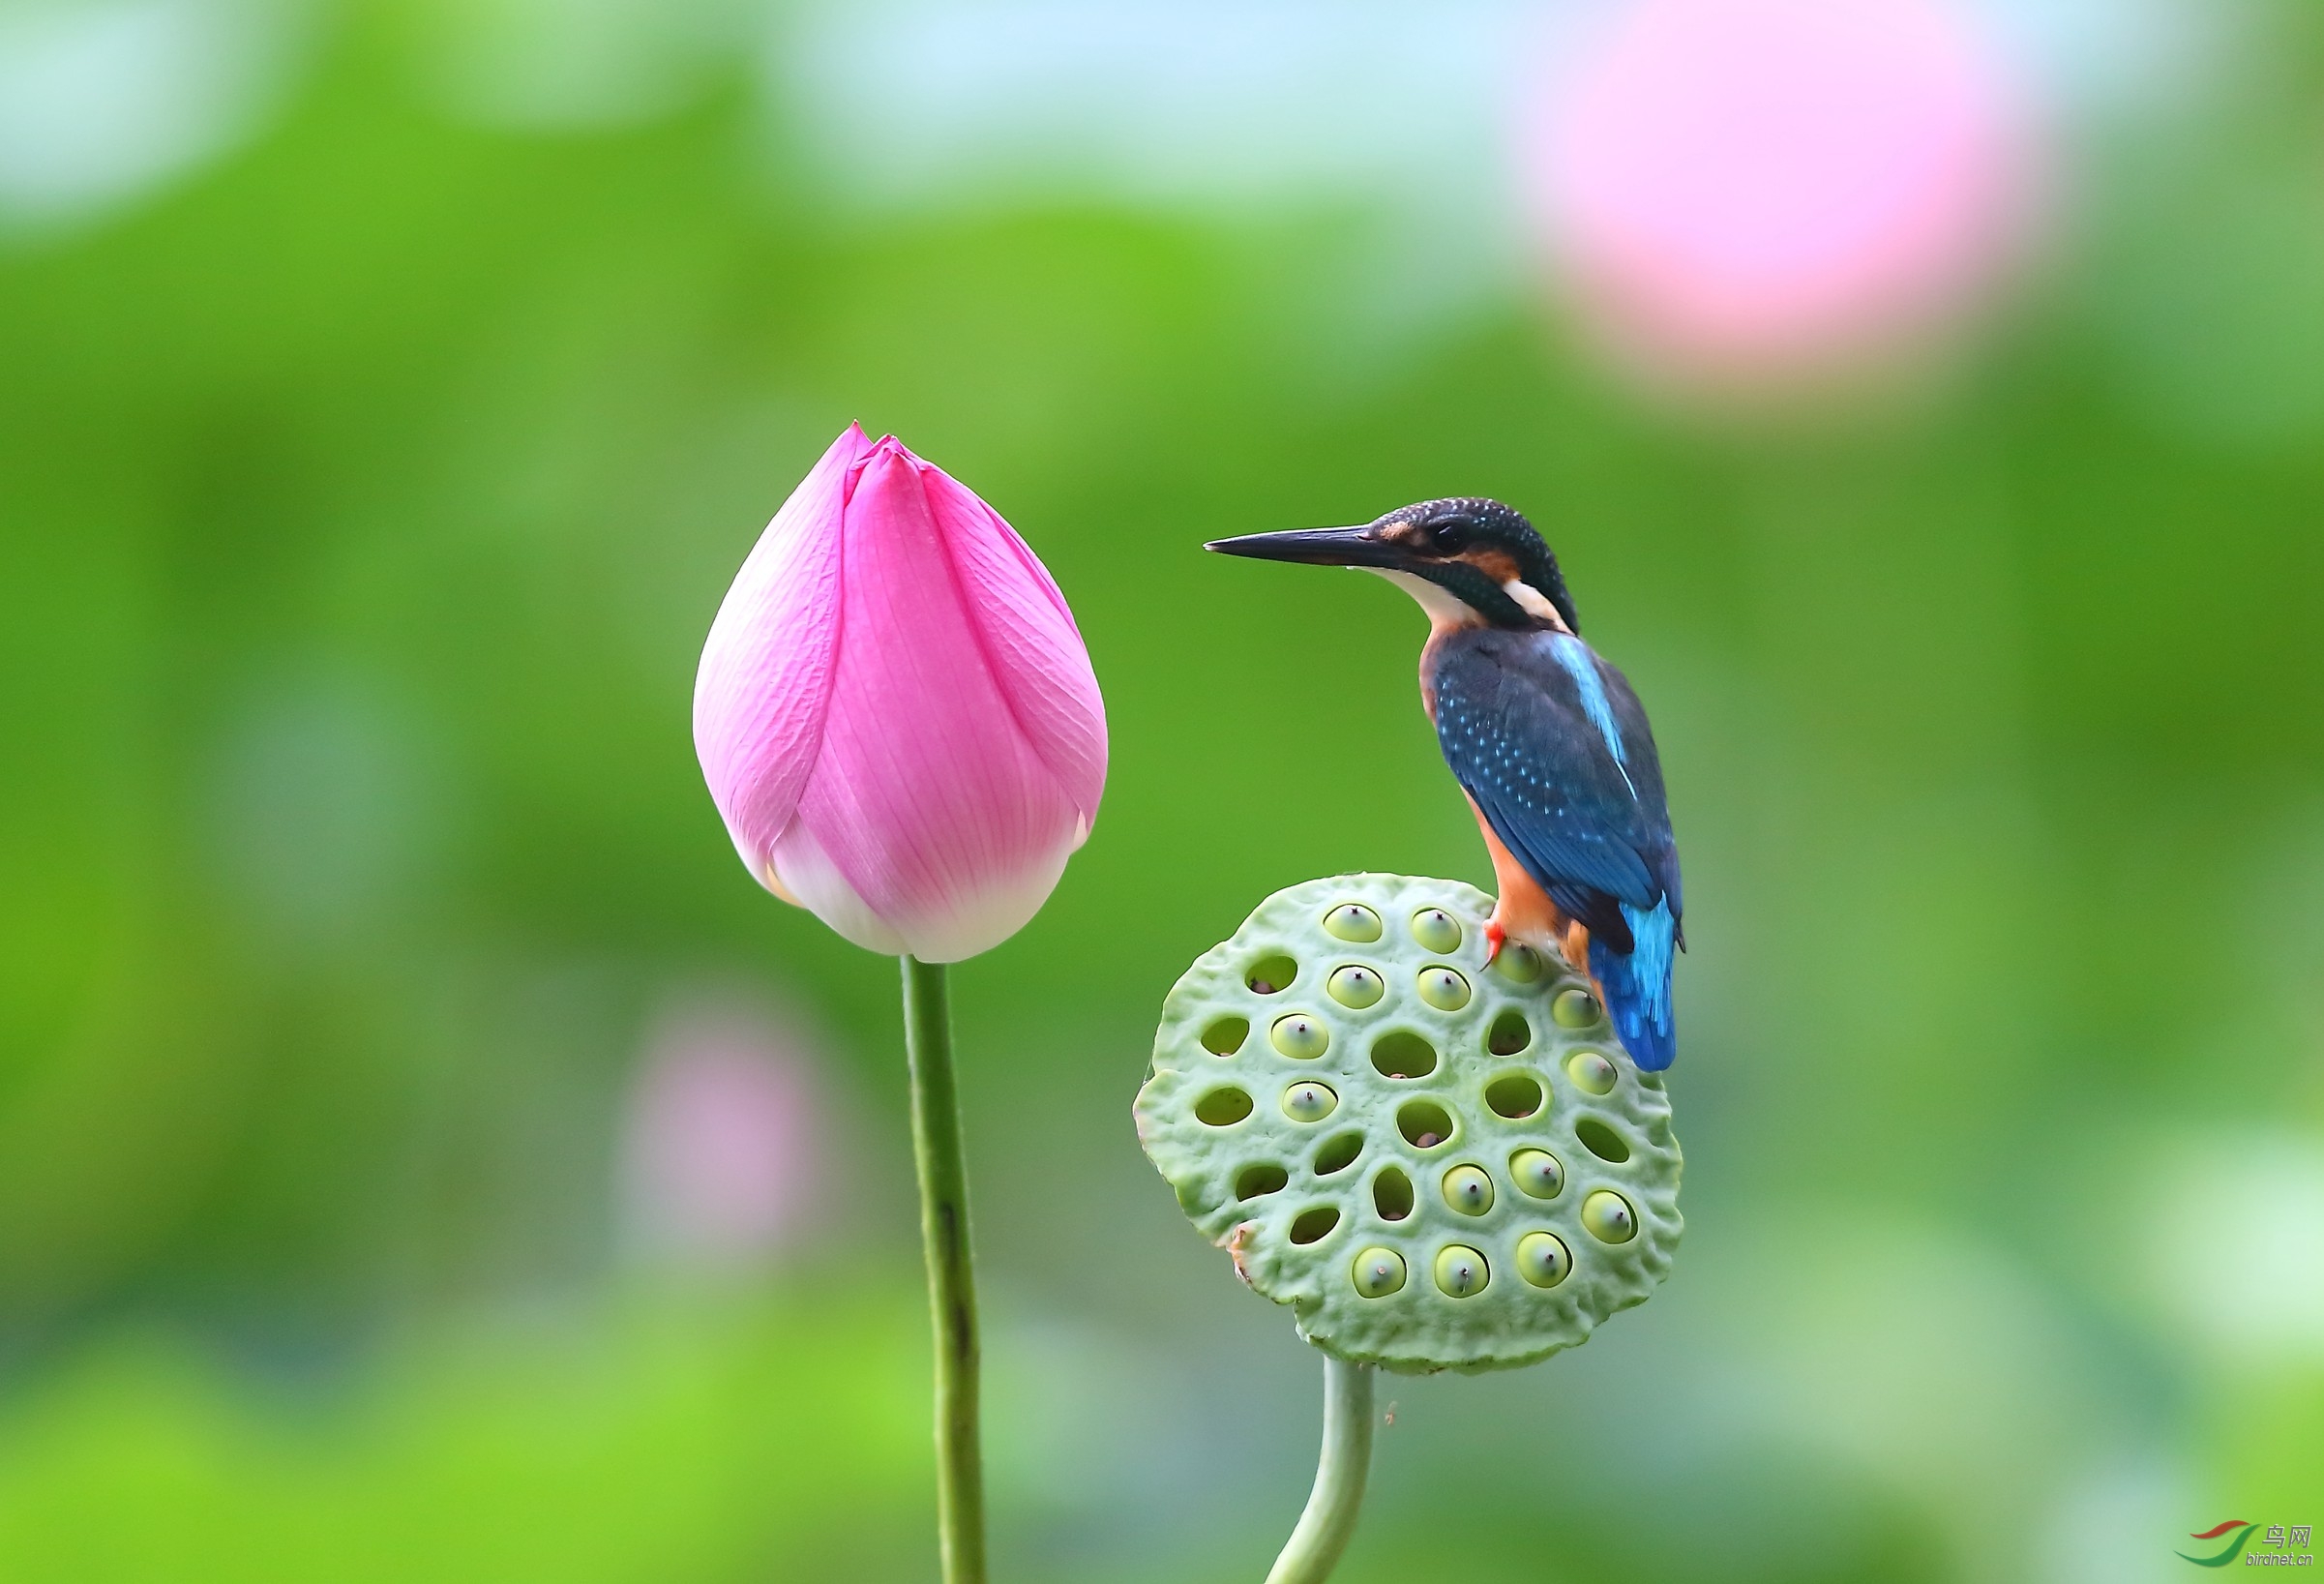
[1565,1050,1617,1095]
[1442,1164,1494,1216]
[1326,965,1384,1009]
[1552,988,1601,1028]
[1416,967,1472,1011]
[1270,1013,1330,1060]
[1283,1080,1338,1122]
[1434,1244,1489,1298]
[1510,1149,1565,1200]
[1410,908,1462,953]
[1491,941,1545,984]
[1581,1190,1638,1244]
[1516,1232,1571,1288]
[1324,904,1383,942]
[1136,873,1682,1373]
[1352,1246,1406,1298]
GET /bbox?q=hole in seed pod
[1323,904,1383,943]
[1236,1164,1289,1201]
[1351,1246,1406,1298]
[1416,967,1472,1011]
[1327,965,1384,1008]
[1510,1149,1565,1199]
[1289,1207,1341,1245]
[1441,1164,1494,1215]
[1313,1132,1363,1177]
[1201,1016,1249,1056]
[1487,1009,1533,1056]
[1564,1051,1618,1095]
[1372,1166,1415,1221]
[1270,1014,1330,1060]
[1281,1080,1337,1123]
[1582,1189,1638,1243]
[1492,942,1545,984]
[1485,1072,1545,1120]
[1370,1031,1437,1079]
[1552,988,1601,1028]
[1410,909,1463,953]
[1397,1099,1456,1150]
[1575,1118,1632,1163]
[1434,1243,1489,1298]
[1246,955,1297,995]
[1516,1231,1571,1288]
[1195,1087,1254,1126]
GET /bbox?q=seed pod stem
[1266,1354,1377,1584]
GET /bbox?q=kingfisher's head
[1206,496,1578,633]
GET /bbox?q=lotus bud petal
[694,425,1107,961]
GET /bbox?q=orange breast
[1466,794,1593,973]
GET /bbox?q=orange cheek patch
[1468,550,1522,584]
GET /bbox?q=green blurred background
[3,0,2321,1578]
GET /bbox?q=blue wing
[1432,628,1683,1067]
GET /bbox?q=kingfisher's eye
[1423,519,1469,554]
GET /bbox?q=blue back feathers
[1429,626,1683,1070]
[1548,635,1625,765]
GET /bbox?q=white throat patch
[1503,579,1567,628]
[1366,567,1477,626]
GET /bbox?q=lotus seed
[1352,1247,1407,1298]
[1516,1232,1572,1288]
[1434,1244,1489,1298]
[1270,1014,1329,1060]
[1282,1081,1337,1122]
[1326,965,1384,1009]
[1416,967,1471,1011]
[1410,909,1463,953]
[1491,941,1545,983]
[1552,988,1600,1028]
[1442,1164,1494,1215]
[1324,904,1383,942]
[1510,1149,1565,1199]
[1565,1051,1617,1094]
[1397,1099,1456,1150]
[1582,1189,1638,1243]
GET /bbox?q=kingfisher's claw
[1483,919,1505,964]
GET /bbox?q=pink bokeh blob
[622,999,827,1269]
[1529,0,2043,386]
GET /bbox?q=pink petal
[785,437,1097,961]
[693,423,871,885]
[918,457,1107,825]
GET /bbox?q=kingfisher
[1208,497,1683,1069]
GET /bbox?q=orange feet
[1483,918,1505,964]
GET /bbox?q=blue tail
[1586,898,1677,1071]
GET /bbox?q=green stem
[901,956,986,1584]
[1266,1355,1376,1584]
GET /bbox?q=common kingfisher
[1208,497,1683,1069]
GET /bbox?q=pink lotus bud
[1527,0,2041,388]
[694,424,1107,962]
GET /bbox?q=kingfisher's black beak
[1205,525,1408,569]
